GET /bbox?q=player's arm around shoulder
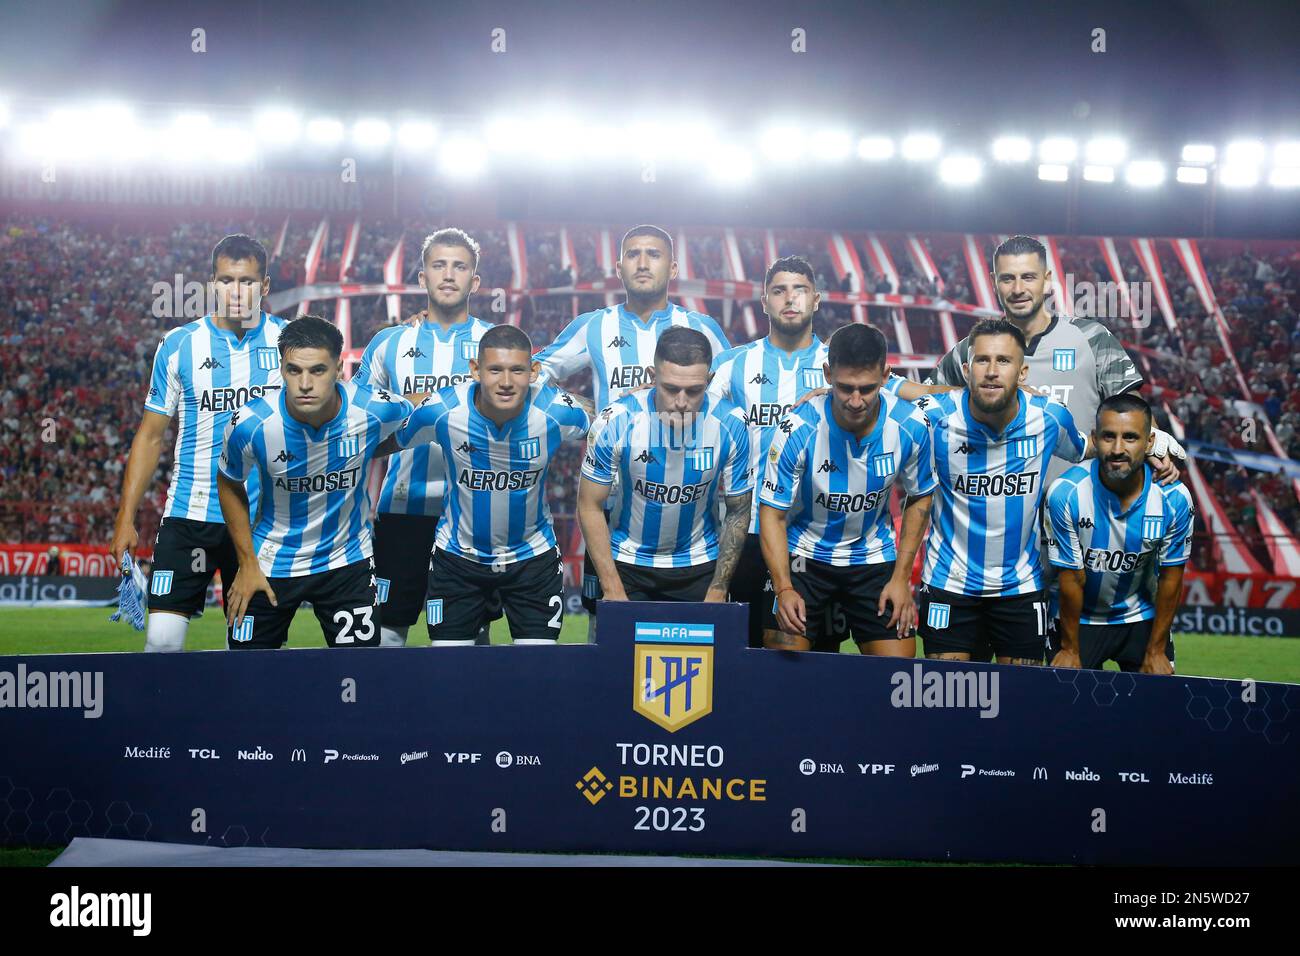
[542,385,592,440]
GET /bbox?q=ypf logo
[633,621,714,733]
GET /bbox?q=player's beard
[969,383,1016,417]
[1002,290,1045,321]
[1102,455,1140,482]
[769,310,813,340]
[625,272,669,305]
[428,287,470,317]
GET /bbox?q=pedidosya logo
[633,621,713,733]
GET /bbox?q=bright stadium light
[1083,165,1115,183]
[900,133,941,161]
[938,155,982,185]
[1274,141,1300,167]
[0,100,9,130]
[352,118,392,150]
[305,117,344,145]
[1269,166,1300,188]
[1037,163,1069,182]
[254,107,301,146]
[1225,139,1265,166]
[811,128,853,162]
[396,119,436,151]
[16,121,54,159]
[214,126,258,166]
[1085,137,1127,165]
[484,115,528,153]
[707,143,755,187]
[1176,166,1209,185]
[1220,164,1260,188]
[760,124,805,164]
[991,136,1032,162]
[438,134,487,179]
[1181,143,1215,163]
[857,136,895,161]
[1039,137,1077,163]
[90,102,144,161]
[1125,160,1165,188]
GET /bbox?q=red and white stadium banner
[1170,238,1251,399]
[1038,235,1072,318]
[1179,571,1300,609]
[0,544,124,577]
[558,226,580,317]
[296,217,329,317]
[597,228,618,307]
[722,227,759,338]
[962,234,998,312]
[905,234,958,350]
[272,215,290,261]
[1251,490,1300,577]
[674,229,708,315]
[827,232,867,324]
[504,221,528,326]
[1129,238,1179,334]
[763,229,779,267]
[383,233,405,324]
[333,217,361,356]
[864,233,914,351]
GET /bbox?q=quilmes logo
[890,663,999,719]
[634,621,714,732]
[0,666,103,719]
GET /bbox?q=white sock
[514,638,559,645]
[380,625,409,647]
[144,612,189,653]
[431,639,475,647]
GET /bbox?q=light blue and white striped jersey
[535,303,730,410]
[145,312,286,522]
[395,381,590,566]
[581,389,752,568]
[218,381,412,577]
[759,390,935,567]
[917,390,1088,596]
[1046,461,1195,624]
[353,315,495,516]
[708,336,829,534]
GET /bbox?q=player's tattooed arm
[705,492,751,601]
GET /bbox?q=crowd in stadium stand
[1,215,1296,575]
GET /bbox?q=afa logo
[633,622,714,732]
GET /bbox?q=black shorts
[372,512,439,627]
[227,559,379,649]
[588,561,716,615]
[917,584,1048,661]
[733,535,851,651]
[148,517,239,616]
[428,547,564,643]
[1048,618,1176,672]
[764,557,901,647]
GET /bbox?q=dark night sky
[1,0,1297,143]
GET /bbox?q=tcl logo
[188,749,220,760]
[445,752,481,763]
[1118,771,1150,783]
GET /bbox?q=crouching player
[217,315,413,648]
[1046,394,1194,673]
[760,324,936,654]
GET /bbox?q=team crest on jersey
[1052,349,1076,371]
[426,599,444,626]
[461,342,479,361]
[517,437,542,460]
[150,570,174,596]
[926,603,951,630]
[801,367,827,389]
[336,436,360,458]
[376,578,391,604]
[634,621,714,732]
[255,348,280,371]
[1011,437,1038,459]
[1142,516,1164,540]
[688,447,714,472]
[231,616,255,643]
[871,453,895,478]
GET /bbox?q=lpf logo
[633,622,714,732]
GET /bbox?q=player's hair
[1097,392,1153,430]
[764,255,817,289]
[478,323,533,356]
[655,326,712,368]
[278,315,343,360]
[992,235,1048,271]
[827,322,887,370]
[421,228,481,273]
[968,317,1028,356]
[211,234,268,277]
[621,224,674,258]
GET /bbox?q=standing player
[760,324,935,655]
[390,325,590,644]
[111,234,285,653]
[533,224,731,623]
[578,327,751,616]
[353,228,495,647]
[217,316,412,648]
[1046,394,1194,673]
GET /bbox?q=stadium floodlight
[253,107,301,146]
[1181,143,1215,164]
[1269,166,1300,188]
[438,134,487,179]
[352,118,392,150]
[760,124,805,164]
[1176,165,1209,185]
[674,118,718,158]
[1219,164,1259,188]
[706,143,755,187]
[485,115,529,153]
[214,126,258,166]
[1039,137,1077,163]
[900,133,941,161]
[811,128,853,162]
[16,121,54,159]
[88,102,144,161]
[305,117,344,145]
[162,111,214,165]
[1037,163,1069,182]
[396,120,436,151]
[1085,137,1127,165]
[857,136,895,161]
[1274,141,1300,167]
[938,155,982,185]
[1225,139,1265,166]
[0,100,9,130]
[1124,160,1165,188]
[991,136,1032,162]
[1083,164,1115,183]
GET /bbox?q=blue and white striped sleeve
[721,411,753,496]
[1160,485,1195,567]
[1045,478,1083,569]
[395,393,450,449]
[354,327,393,390]
[581,407,623,485]
[759,418,810,511]
[534,312,594,387]
[144,333,181,416]
[1047,401,1088,462]
[218,411,257,483]
[900,417,937,497]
